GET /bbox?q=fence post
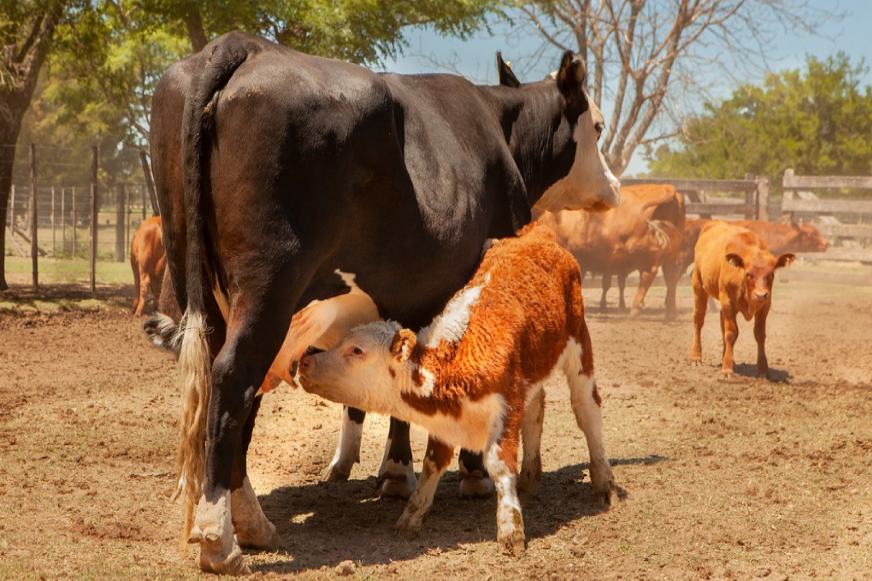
[115,183,125,262]
[71,186,77,258]
[51,186,56,256]
[90,146,98,293]
[782,168,795,222]
[744,173,756,220]
[757,176,770,222]
[125,186,131,258]
[30,143,38,290]
[61,187,66,254]
[139,150,159,216]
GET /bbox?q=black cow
[151,30,619,574]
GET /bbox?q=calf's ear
[775,253,795,269]
[390,329,417,363]
[725,253,745,269]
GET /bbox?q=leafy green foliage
[647,54,872,188]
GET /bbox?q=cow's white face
[297,321,410,415]
[535,92,620,213]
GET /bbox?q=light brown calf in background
[130,215,165,317]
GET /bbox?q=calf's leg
[564,340,617,506]
[617,272,628,311]
[690,275,708,365]
[661,259,682,321]
[599,273,611,310]
[754,302,771,378]
[518,387,545,495]
[131,256,141,315]
[631,265,658,317]
[395,438,453,535]
[484,411,526,556]
[719,302,739,375]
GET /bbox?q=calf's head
[726,251,795,306]
[296,321,418,414]
[499,52,620,213]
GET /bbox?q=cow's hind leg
[459,449,494,497]
[518,386,545,495]
[396,437,453,535]
[617,272,628,311]
[189,291,294,575]
[378,418,417,498]
[231,395,280,551]
[631,265,658,317]
[323,406,366,482]
[564,339,617,507]
[131,257,141,315]
[484,409,526,556]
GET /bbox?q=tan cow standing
[297,222,617,555]
[691,221,795,378]
[537,184,685,319]
[130,215,166,317]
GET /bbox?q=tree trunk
[0,1,65,291]
[184,4,208,52]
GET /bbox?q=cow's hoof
[690,358,702,367]
[628,308,641,318]
[379,474,416,499]
[235,520,280,551]
[719,369,735,379]
[459,474,495,498]
[190,529,250,576]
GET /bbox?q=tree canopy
[646,53,872,187]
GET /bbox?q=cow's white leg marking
[395,454,447,535]
[189,489,250,575]
[484,443,525,556]
[377,437,417,499]
[458,455,495,498]
[323,407,363,482]
[519,385,545,495]
[563,339,617,506]
[231,476,279,550]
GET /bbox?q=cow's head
[499,51,620,213]
[798,222,830,252]
[725,251,795,307]
[296,321,415,415]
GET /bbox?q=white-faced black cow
[151,30,619,575]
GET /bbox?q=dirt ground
[1,273,871,581]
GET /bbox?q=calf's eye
[349,346,364,357]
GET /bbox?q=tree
[0,0,69,290]
[504,0,838,176]
[647,53,872,190]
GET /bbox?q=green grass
[4,255,133,285]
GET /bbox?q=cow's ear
[725,253,745,269]
[556,51,586,103]
[390,329,417,363]
[775,253,795,269]
[497,52,521,88]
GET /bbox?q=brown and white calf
[297,222,617,555]
[691,220,795,377]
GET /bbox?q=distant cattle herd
[135,32,831,577]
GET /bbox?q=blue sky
[379,1,871,175]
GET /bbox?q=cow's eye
[594,121,605,140]
[349,346,364,357]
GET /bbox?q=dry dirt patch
[0,277,870,580]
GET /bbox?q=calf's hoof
[459,473,495,498]
[628,307,642,318]
[497,525,526,557]
[395,512,423,537]
[690,358,702,367]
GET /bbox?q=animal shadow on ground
[254,455,666,574]
[732,363,792,384]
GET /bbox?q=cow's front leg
[323,406,366,481]
[617,272,628,311]
[231,396,279,551]
[396,437,453,535]
[599,273,611,310]
[378,418,417,498]
[484,418,526,557]
[458,449,494,497]
[690,276,708,365]
[719,302,739,376]
[754,302,771,378]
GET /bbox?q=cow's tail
[175,32,261,549]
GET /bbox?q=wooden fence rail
[621,174,769,221]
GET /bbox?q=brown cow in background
[537,184,686,320]
[691,221,795,378]
[130,215,166,317]
[679,218,828,276]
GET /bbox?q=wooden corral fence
[621,174,769,221]
[782,168,872,264]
